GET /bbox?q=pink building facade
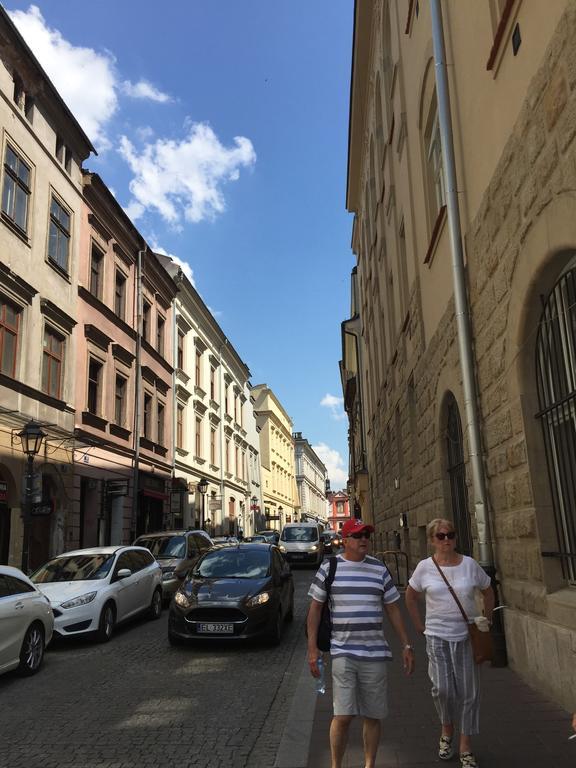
[326,490,351,532]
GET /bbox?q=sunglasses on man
[435,531,456,540]
[349,531,371,539]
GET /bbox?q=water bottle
[316,656,326,695]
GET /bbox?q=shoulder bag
[306,556,338,652]
[432,556,494,665]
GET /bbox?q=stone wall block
[535,140,559,189]
[543,67,569,132]
[555,90,576,153]
[505,472,533,511]
[525,115,546,166]
[486,410,513,450]
[511,509,536,538]
[521,176,538,218]
[506,439,527,469]
[490,337,506,379]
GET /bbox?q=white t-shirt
[408,556,491,641]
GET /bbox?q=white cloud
[118,123,256,227]
[148,240,195,285]
[320,393,346,421]
[312,443,348,488]
[122,79,171,103]
[8,6,171,150]
[9,5,118,148]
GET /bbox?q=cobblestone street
[1,570,313,768]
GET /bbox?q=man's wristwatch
[404,644,414,651]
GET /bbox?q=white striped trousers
[426,635,481,735]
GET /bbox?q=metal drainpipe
[430,0,495,565]
[430,0,506,665]
[131,248,144,540]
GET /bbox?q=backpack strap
[325,555,338,597]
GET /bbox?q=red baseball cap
[341,518,375,538]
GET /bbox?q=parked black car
[321,531,342,553]
[168,543,294,645]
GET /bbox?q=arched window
[445,392,473,555]
[536,262,576,583]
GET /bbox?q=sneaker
[460,753,478,768]
[439,735,454,760]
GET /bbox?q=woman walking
[405,518,494,768]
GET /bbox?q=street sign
[208,497,221,511]
[31,502,52,516]
[0,480,7,503]
[106,479,129,496]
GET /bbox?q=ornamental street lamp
[197,477,208,529]
[19,421,46,573]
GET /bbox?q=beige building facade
[345,0,576,710]
[252,384,299,530]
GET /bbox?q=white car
[31,546,163,642]
[0,565,54,676]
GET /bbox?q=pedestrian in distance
[405,518,495,768]
[307,518,415,768]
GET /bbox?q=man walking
[307,518,414,768]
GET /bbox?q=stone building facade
[293,431,327,524]
[344,0,576,710]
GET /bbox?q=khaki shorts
[331,656,389,719]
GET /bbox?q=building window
[235,446,239,477]
[195,349,202,388]
[210,427,216,466]
[114,375,127,426]
[210,366,216,401]
[114,270,126,319]
[48,196,71,272]
[142,301,151,342]
[42,327,64,399]
[13,75,24,107]
[424,96,445,222]
[177,331,184,369]
[156,314,165,355]
[536,263,576,584]
[157,402,165,445]
[143,393,152,438]
[195,416,202,457]
[24,93,34,123]
[2,145,30,233]
[90,244,104,299]
[225,439,230,472]
[176,404,184,449]
[445,392,473,557]
[87,358,103,415]
[55,136,72,174]
[0,297,20,376]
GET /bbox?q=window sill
[109,423,131,441]
[82,411,108,431]
[1,213,30,245]
[140,436,155,451]
[175,447,189,457]
[46,256,71,283]
[423,205,447,266]
[194,455,206,464]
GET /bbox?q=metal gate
[535,266,576,583]
[446,393,473,556]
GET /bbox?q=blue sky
[7,2,354,487]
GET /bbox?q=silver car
[133,530,212,602]
[0,565,54,676]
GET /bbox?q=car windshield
[194,549,270,579]
[31,554,115,583]
[134,535,186,559]
[281,527,318,542]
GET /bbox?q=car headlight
[278,544,286,554]
[246,591,271,607]
[61,591,97,609]
[174,590,192,608]
[310,545,318,552]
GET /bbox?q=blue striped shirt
[308,554,400,661]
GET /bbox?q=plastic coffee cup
[473,616,490,632]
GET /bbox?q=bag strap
[325,556,338,598]
[431,556,470,625]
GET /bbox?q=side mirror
[116,568,132,579]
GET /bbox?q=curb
[273,654,318,768]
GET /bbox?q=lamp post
[19,421,46,573]
[278,505,283,528]
[197,477,208,529]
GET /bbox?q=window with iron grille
[42,327,64,399]
[536,265,576,583]
[114,270,126,319]
[143,393,152,438]
[177,331,184,369]
[195,416,202,457]
[445,392,473,556]
[90,244,104,299]
[156,314,165,356]
[424,98,445,221]
[176,404,184,449]
[114,375,126,426]
[157,401,165,445]
[2,145,30,233]
[48,196,71,272]
[0,297,20,376]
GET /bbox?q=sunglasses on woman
[435,531,456,540]
[349,531,371,539]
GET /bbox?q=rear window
[134,535,186,559]
[281,526,319,543]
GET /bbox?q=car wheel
[149,588,162,620]
[96,602,115,643]
[18,622,45,676]
[268,608,283,645]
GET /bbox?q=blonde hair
[427,518,455,540]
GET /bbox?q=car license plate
[197,622,234,634]
[291,553,304,558]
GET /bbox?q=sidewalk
[304,622,575,768]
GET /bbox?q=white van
[280,522,324,566]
